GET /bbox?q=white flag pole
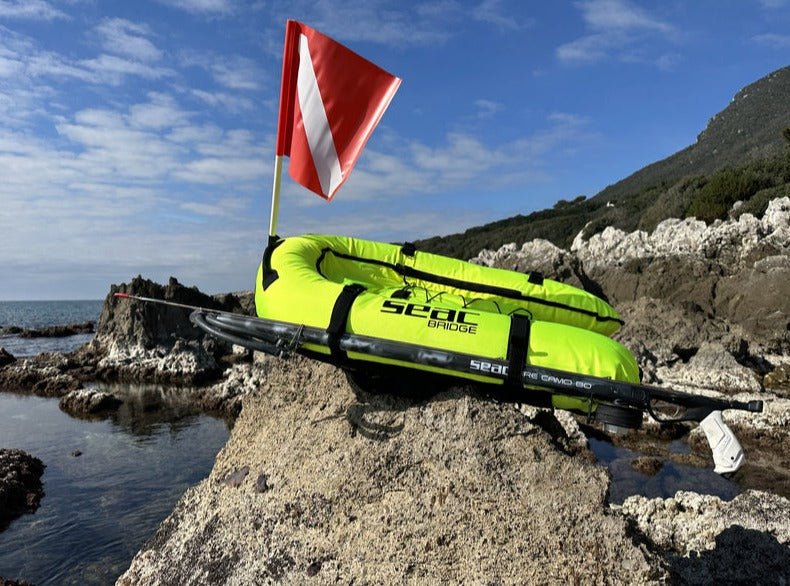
[268,154,284,239]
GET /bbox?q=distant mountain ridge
[417,65,790,260]
[595,65,790,203]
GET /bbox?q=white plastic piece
[699,411,745,475]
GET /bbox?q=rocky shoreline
[1,199,789,583]
[0,322,95,338]
[0,276,255,416]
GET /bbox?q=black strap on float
[401,242,416,257]
[327,283,366,361]
[506,313,531,388]
[261,235,284,291]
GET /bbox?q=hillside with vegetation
[417,65,790,260]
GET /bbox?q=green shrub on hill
[732,184,790,219]
[638,175,706,232]
[685,168,768,223]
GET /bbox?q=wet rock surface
[0,321,95,338]
[0,348,17,368]
[0,449,45,532]
[0,578,36,586]
[59,388,123,417]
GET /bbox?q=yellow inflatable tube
[255,235,640,411]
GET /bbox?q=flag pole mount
[269,154,284,241]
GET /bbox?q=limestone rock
[6,321,96,338]
[0,449,45,532]
[618,489,790,584]
[0,348,16,368]
[192,354,276,416]
[78,275,251,386]
[117,357,663,585]
[0,352,82,397]
[59,388,123,417]
[764,363,790,397]
[656,342,763,394]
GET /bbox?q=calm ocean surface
[0,300,231,585]
[0,299,103,357]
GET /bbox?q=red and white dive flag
[276,20,401,200]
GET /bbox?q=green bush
[732,184,789,219]
[638,175,706,232]
[685,168,766,223]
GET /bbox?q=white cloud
[49,96,268,186]
[753,32,790,48]
[96,18,163,62]
[474,99,504,118]
[306,0,452,46]
[558,0,677,67]
[179,197,248,217]
[129,92,192,129]
[78,54,173,85]
[556,32,614,63]
[156,0,236,15]
[473,0,524,30]
[288,111,594,208]
[0,0,68,20]
[209,56,262,90]
[190,88,254,113]
[179,51,264,91]
[579,0,673,33]
[174,156,266,184]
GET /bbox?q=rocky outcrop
[0,348,15,368]
[469,201,790,494]
[76,275,248,386]
[0,449,45,532]
[0,577,36,586]
[0,276,254,416]
[3,200,788,583]
[619,490,790,584]
[0,351,82,397]
[572,196,790,356]
[59,388,123,417]
[118,354,790,585]
[117,356,663,585]
[471,197,790,391]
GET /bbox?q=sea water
[0,300,230,585]
[0,299,103,357]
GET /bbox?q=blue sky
[1,0,789,300]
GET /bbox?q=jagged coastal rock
[114,200,790,584]
[0,276,255,417]
[618,490,790,584]
[471,197,790,500]
[0,449,45,532]
[0,321,95,338]
[472,197,790,382]
[59,388,123,417]
[117,357,662,584]
[118,357,790,585]
[81,276,247,386]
